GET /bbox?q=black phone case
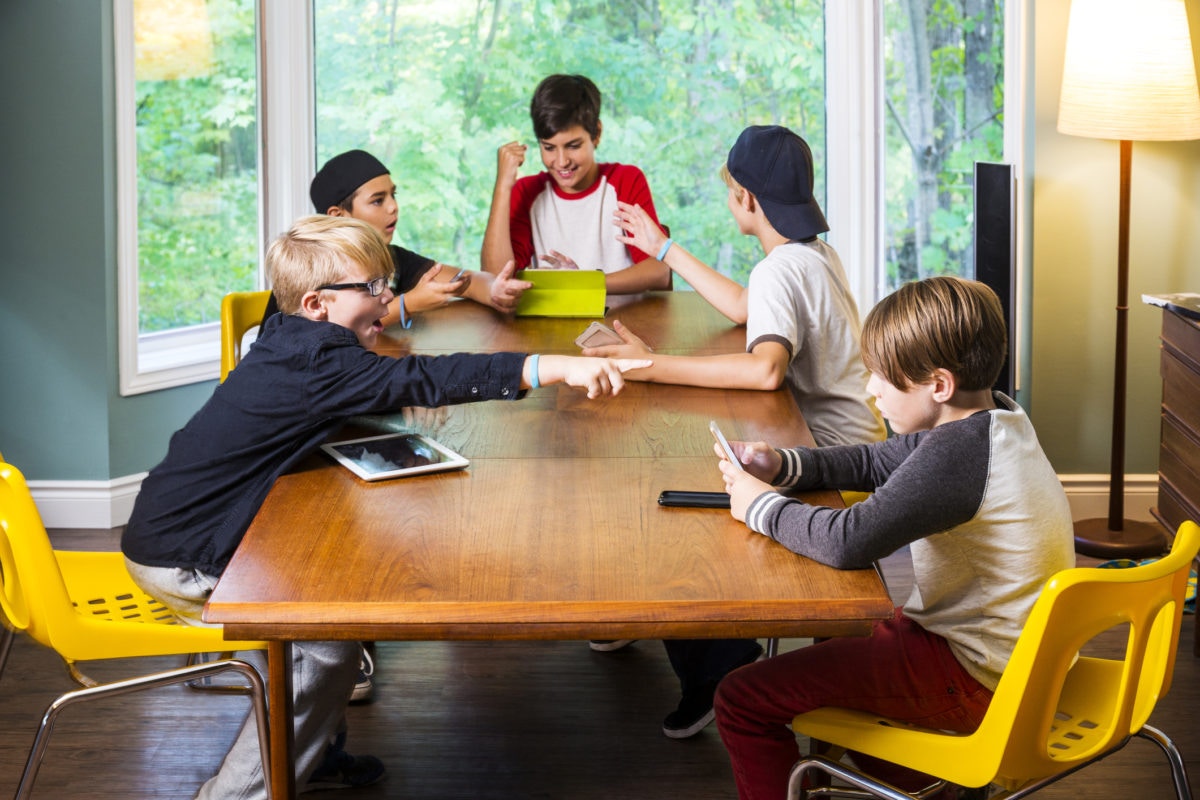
[657,490,731,509]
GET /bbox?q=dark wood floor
[1,528,1195,799]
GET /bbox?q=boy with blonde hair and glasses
[711,276,1074,800]
[123,215,647,799]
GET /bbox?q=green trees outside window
[884,0,1006,290]
[130,0,1004,336]
[134,0,257,334]
[314,0,827,290]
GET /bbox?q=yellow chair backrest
[219,290,271,382]
[985,519,1198,785]
[792,520,1199,791]
[0,461,262,667]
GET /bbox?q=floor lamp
[1057,0,1200,557]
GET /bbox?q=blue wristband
[529,354,541,388]
[398,294,412,329]
[656,238,674,261]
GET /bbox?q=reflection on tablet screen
[321,431,469,481]
[331,435,445,474]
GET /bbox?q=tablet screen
[321,432,468,482]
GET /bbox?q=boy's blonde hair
[862,275,1007,391]
[267,215,394,314]
[719,164,746,202]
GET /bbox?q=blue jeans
[125,558,360,800]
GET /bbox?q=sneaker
[662,682,719,738]
[302,743,385,792]
[662,644,765,739]
[349,646,374,704]
[588,639,637,652]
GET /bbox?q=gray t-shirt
[744,240,884,447]
[745,393,1076,689]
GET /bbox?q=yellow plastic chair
[220,290,271,382]
[787,520,1199,800]
[0,461,271,798]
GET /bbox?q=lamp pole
[1072,140,1168,556]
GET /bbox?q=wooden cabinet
[1153,307,1200,657]
[1155,308,1200,534]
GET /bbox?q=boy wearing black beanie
[262,150,531,328]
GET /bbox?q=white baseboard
[1057,473,1159,522]
[28,471,1163,530]
[28,472,148,530]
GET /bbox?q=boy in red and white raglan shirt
[481,74,672,294]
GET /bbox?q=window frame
[116,0,1027,394]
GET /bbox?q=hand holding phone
[709,420,743,471]
[575,321,623,349]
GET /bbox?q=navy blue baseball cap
[309,150,390,212]
[726,125,829,241]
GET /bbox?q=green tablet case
[514,269,607,317]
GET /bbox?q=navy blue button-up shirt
[122,313,525,576]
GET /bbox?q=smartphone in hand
[709,420,743,471]
[574,321,622,349]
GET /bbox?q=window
[882,0,1009,292]
[116,1,1021,393]
[117,0,258,394]
[312,0,827,288]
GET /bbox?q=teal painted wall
[2,0,1198,484]
[0,0,213,481]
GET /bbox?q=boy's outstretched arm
[613,201,748,323]
[521,354,653,399]
[603,257,673,294]
[481,142,526,275]
[583,322,788,391]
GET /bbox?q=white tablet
[321,432,469,482]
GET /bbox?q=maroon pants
[714,608,993,800]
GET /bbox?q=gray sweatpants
[125,558,360,800]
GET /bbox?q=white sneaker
[350,646,374,703]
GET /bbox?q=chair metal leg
[186,651,254,693]
[1136,724,1195,800]
[16,657,272,800]
[0,623,13,682]
[787,754,921,800]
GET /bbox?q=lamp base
[1073,517,1169,560]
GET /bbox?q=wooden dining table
[204,290,894,799]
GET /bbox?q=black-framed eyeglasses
[315,276,389,297]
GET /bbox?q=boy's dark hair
[530,74,602,141]
[861,276,1007,391]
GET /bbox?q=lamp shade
[1058,0,1200,141]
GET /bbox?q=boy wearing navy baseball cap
[587,125,885,739]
